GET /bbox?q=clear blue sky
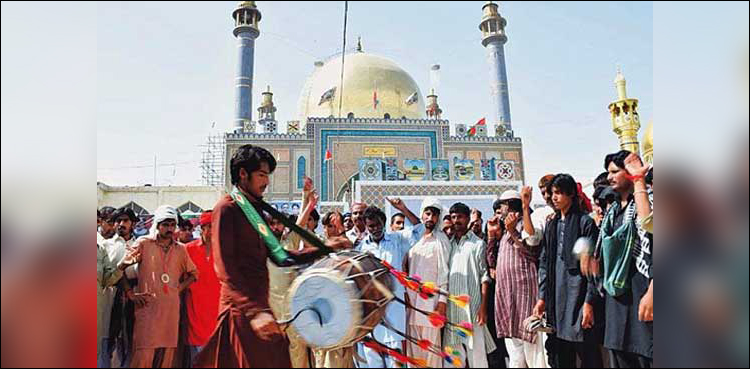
[4,2,654,193]
[91,1,653,189]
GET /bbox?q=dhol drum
[286,250,394,350]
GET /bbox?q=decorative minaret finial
[608,67,642,154]
[232,1,262,133]
[479,1,512,137]
[258,85,278,133]
[614,65,629,100]
[426,89,442,120]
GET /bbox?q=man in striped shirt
[489,189,546,368]
[444,202,496,367]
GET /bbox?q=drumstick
[257,200,335,256]
[277,306,324,327]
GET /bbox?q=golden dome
[642,120,653,164]
[298,51,425,120]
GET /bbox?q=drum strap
[231,186,292,266]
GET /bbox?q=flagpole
[337,1,348,119]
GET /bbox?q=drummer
[355,202,422,368]
[195,144,350,368]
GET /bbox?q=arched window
[177,201,203,215]
[347,112,355,120]
[384,113,391,120]
[297,156,307,189]
[122,201,150,217]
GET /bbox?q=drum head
[289,269,361,349]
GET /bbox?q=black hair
[99,206,116,222]
[473,209,482,218]
[97,209,102,220]
[443,214,452,222]
[604,150,631,171]
[322,210,342,226]
[391,213,405,223]
[110,207,138,223]
[492,198,503,212]
[493,198,522,213]
[178,216,193,230]
[505,199,523,213]
[550,174,582,213]
[230,144,277,185]
[310,209,321,222]
[593,172,610,188]
[363,206,386,225]
[449,202,471,217]
[342,212,352,219]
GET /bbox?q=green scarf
[231,186,292,266]
[599,200,636,297]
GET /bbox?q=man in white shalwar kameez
[403,198,451,368]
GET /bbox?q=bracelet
[633,190,648,196]
[626,174,645,182]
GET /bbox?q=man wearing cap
[118,205,199,368]
[488,189,546,368]
[403,197,450,368]
[184,211,220,367]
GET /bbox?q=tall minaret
[608,67,642,154]
[232,2,262,133]
[479,2,512,137]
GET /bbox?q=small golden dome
[298,52,425,120]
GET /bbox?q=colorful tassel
[417,339,432,350]
[449,294,470,309]
[410,358,427,368]
[428,312,447,328]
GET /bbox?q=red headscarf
[577,183,593,213]
[199,211,213,226]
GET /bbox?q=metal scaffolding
[200,133,226,186]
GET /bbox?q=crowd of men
[97,144,653,368]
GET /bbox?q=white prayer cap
[499,190,521,201]
[420,197,443,218]
[149,205,178,237]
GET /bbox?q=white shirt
[405,229,450,327]
[523,205,554,247]
[345,227,367,246]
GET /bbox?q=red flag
[324,149,333,162]
[468,126,477,137]
[476,117,486,126]
[373,90,379,109]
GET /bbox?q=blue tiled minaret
[479,2,512,137]
[232,2,262,133]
